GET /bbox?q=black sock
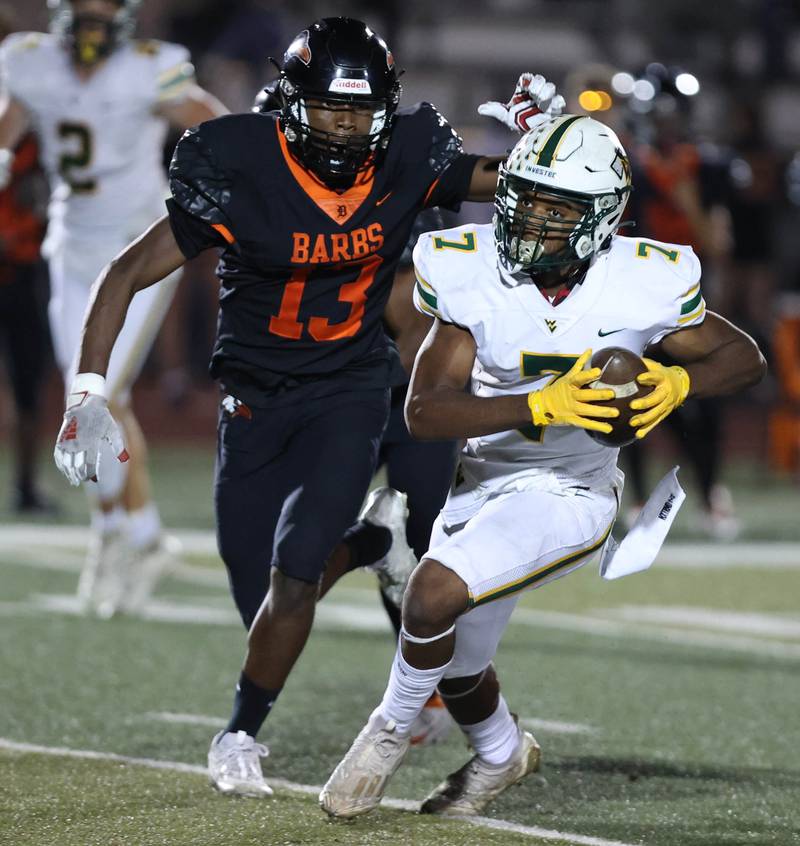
[225,672,281,738]
[340,520,392,571]
[379,586,403,636]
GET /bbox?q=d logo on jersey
[285,30,311,66]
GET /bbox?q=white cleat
[208,730,273,797]
[120,534,182,614]
[319,712,411,818]
[410,692,454,747]
[78,530,131,619]
[360,487,417,607]
[420,728,541,816]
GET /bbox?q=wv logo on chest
[544,319,557,333]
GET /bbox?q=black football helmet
[277,17,401,189]
[48,0,139,66]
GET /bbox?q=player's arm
[0,93,30,188]
[466,73,566,201]
[78,215,186,375]
[54,216,188,485]
[156,84,228,128]
[405,322,616,440]
[630,311,766,438]
[384,265,433,375]
[465,156,503,202]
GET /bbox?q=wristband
[67,372,107,408]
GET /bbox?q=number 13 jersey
[165,106,479,405]
[412,223,705,492]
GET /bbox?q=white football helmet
[494,114,631,274]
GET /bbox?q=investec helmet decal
[494,114,632,274]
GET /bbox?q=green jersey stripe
[680,289,703,315]
[415,281,438,312]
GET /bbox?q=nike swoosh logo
[375,191,392,206]
[598,328,625,337]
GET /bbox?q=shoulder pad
[169,124,233,227]
[134,39,161,56]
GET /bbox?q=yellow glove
[527,349,618,434]
[630,358,691,438]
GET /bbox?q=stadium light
[675,72,700,96]
[611,72,635,95]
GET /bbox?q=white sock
[378,636,452,734]
[90,506,126,537]
[459,695,520,766]
[127,503,162,550]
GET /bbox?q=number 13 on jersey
[269,255,382,342]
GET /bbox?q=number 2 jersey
[412,224,705,512]
[165,105,479,404]
[0,32,195,239]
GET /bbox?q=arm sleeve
[411,234,454,323]
[166,123,236,258]
[425,153,482,210]
[165,197,227,259]
[153,42,196,105]
[411,103,479,211]
[646,245,705,346]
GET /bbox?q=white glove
[478,73,566,133]
[0,148,14,191]
[54,374,128,486]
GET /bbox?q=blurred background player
[0,4,52,514]
[0,0,226,615]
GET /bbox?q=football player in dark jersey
[53,17,564,794]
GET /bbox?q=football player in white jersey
[320,115,766,819]
[0,0,226,616]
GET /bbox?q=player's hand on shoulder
[527,349,618,434]
[629,358,690,439]
[54,375,129,487]
[478,72,566,133]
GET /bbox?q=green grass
[1,445,800,844]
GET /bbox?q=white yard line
[0,737,638,846]
[144,712,224,728]
[5,592,800,662]
[605,606,800,638]
[143,711,599,738]
[519,718,597,736]
[3,525,800,568]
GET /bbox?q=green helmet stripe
[536,115,584,167]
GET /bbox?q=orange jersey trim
[211,222,235,244]
[276,124,375,226]
[423,175,441,207]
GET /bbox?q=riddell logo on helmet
[328,78,372,94]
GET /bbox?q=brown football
[585,347,651,447]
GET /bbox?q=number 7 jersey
[412,223,705,489]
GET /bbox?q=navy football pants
[215,387,390,628]
[378,388,458,560]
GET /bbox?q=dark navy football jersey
[166,103,480,406]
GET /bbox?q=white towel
[600,466,685,580]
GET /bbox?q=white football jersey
[412,223,705,507]
[0,32,195,236]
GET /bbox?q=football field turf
[1,446,799,845]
